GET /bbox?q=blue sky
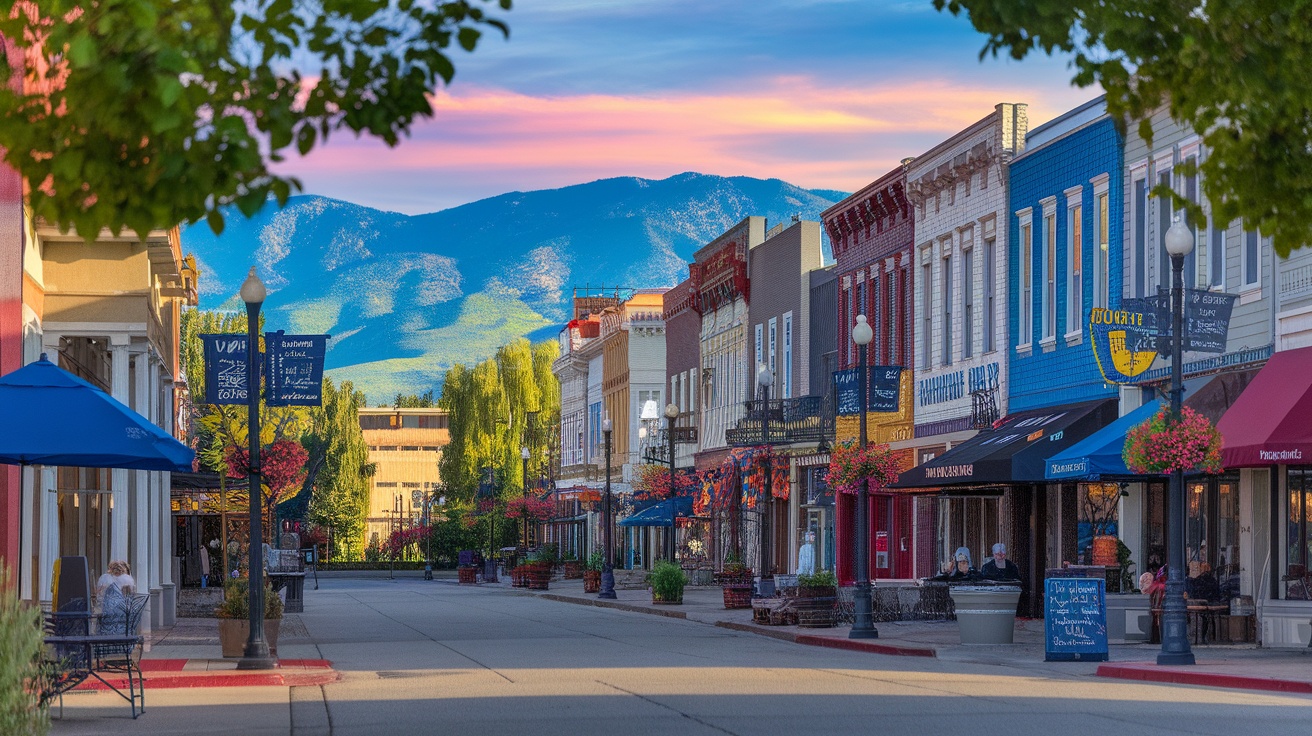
[284,1,1097,214]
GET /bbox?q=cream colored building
[20,220,197,633]
[359,407,450,546]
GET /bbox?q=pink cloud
[283,76,1096,212]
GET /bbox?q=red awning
[1217,346,1312,467]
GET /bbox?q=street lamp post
[238,267,276,670]
[521,446,531,552]
[664,402,680,562]
[850,314,878,639]
[598,415,617,599]
[756,364,774,596]
[1159,218,1196,666]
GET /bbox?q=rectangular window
[983,240,995,353]
[782,312,793,399]
[871,272,883,364]
[1095,190,1110,309]
[1044,211,1056,340]
[894,267,905,366]
[942,253,953,365]
[1184,156,1199,287]
[755,323,763,371]
[922,261,933,369]
[1243,229,1261,288]
[963,248,974,358]
[768,316,778,379]
[588,402,602,460]
[1133,176,1148,297]
[1067,202,1083,335]
[1020,221,1032,346]
[1210,216,1225,289]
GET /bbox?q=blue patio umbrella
[0,355,194,472]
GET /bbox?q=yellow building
[359,407,450,547]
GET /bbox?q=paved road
[52,579,1312,735]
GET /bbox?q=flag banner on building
[833,366,902,414]
[201,334,251,405]
[265,332,328,406]
[1088,305,1156,384]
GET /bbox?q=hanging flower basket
[825,440,901,494]
[1123,406,1223,475]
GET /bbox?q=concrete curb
[78,660,340,691]
[530,589,940,657]
[1096,663,1312,695]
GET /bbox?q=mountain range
[180,173,847,403]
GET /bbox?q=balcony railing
[725,396,833,447]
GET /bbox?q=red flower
[825,440,901,494]
[1124,406,1223,475]
[224,438,309,505]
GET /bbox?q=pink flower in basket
[1123,406,1223,475]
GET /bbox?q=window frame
[1041,196,1058,343]
[1091,173,1111,310]
[1064,184,1084,340]
[1016,208,1034,350]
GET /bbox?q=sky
[282,0,1098,215]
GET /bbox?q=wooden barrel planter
[526,563,552,590]
[795,586,837,628]
[583,570,601,593]
[562,561,584,579]
[722,584,754,609]
[457,566,478,584]
[511,566,530,588]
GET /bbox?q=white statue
[797,530,816,575]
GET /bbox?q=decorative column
[109,337,131,562]
[38,466,57,604]
[132,348,153,634]
[160,376,177,626]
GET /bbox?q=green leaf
[206,209,225,236]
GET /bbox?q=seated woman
[931,547,980,582]
[95,560,135,634]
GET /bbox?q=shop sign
[917,361,999,407]
[201,334,251,405]
[1089,305,1156,384]
[834,366,902,414]
[1044,577,1108,662]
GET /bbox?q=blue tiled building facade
[1008,99,1124,412]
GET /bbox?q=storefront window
[935,496,1001,572]
[1077,482,1120,564]
[1286,468,1312,600]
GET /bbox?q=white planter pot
[949,586,1021,644]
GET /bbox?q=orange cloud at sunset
[287,76,1094,212]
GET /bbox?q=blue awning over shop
[618,496,694,527]
[1045,400,1162,480]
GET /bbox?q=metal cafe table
[42,632,146,718]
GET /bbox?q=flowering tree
[825,440,902,494]
[385,524,433,560]
[1123,406,1223,475]
[504,496,555,521]
[224,438,310,507]
[633,464,698,501]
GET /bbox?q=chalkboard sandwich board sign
[1044,577,1108,662]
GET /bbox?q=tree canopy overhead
[935,0,1312,256]
[0,0,511,239]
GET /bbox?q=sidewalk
[71,615,340,692]
[480,576,1312,695]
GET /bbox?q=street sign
[833,366,902,414]
[265,332,328,406]
[1089,304,1156,384]
[201,334,250,405]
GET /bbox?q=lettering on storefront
[925,464,973,479]
[919,361,999,407]
[1260,449,1304,462]
[1048,460,1088,476]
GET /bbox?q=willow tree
[304,380,374,561]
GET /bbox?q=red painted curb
[75,670,339,691]
[795,634,937,658]
[1096,664,1312,695]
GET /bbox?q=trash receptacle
[949,585,1021,644]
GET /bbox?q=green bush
[648,561,686,602]
[585,551,604,572]
[797,570,837,589]
[0,567,47,735]
[215,578,284,620]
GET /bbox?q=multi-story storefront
[822,166,918,583]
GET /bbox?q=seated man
[980,542,1021,582]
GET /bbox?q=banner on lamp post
[201,334,250,405]
[265,332,328,406]
[833,366,902,414]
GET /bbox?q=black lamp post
[850,314,878,639]
[598,414,617,599]
[664,402,680,562]
[756,364,775,595]
[238,267,276,669]
[521,446,531,552]
[1158,217,1196,665]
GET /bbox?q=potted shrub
[583,551,603,593]
[457,565,479,584]
[524,553,553,590]
[215,577,284,658]
[794,570,838,628]
[649,561,686,604]
[562,553,583,579]
[719,554,753,609]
